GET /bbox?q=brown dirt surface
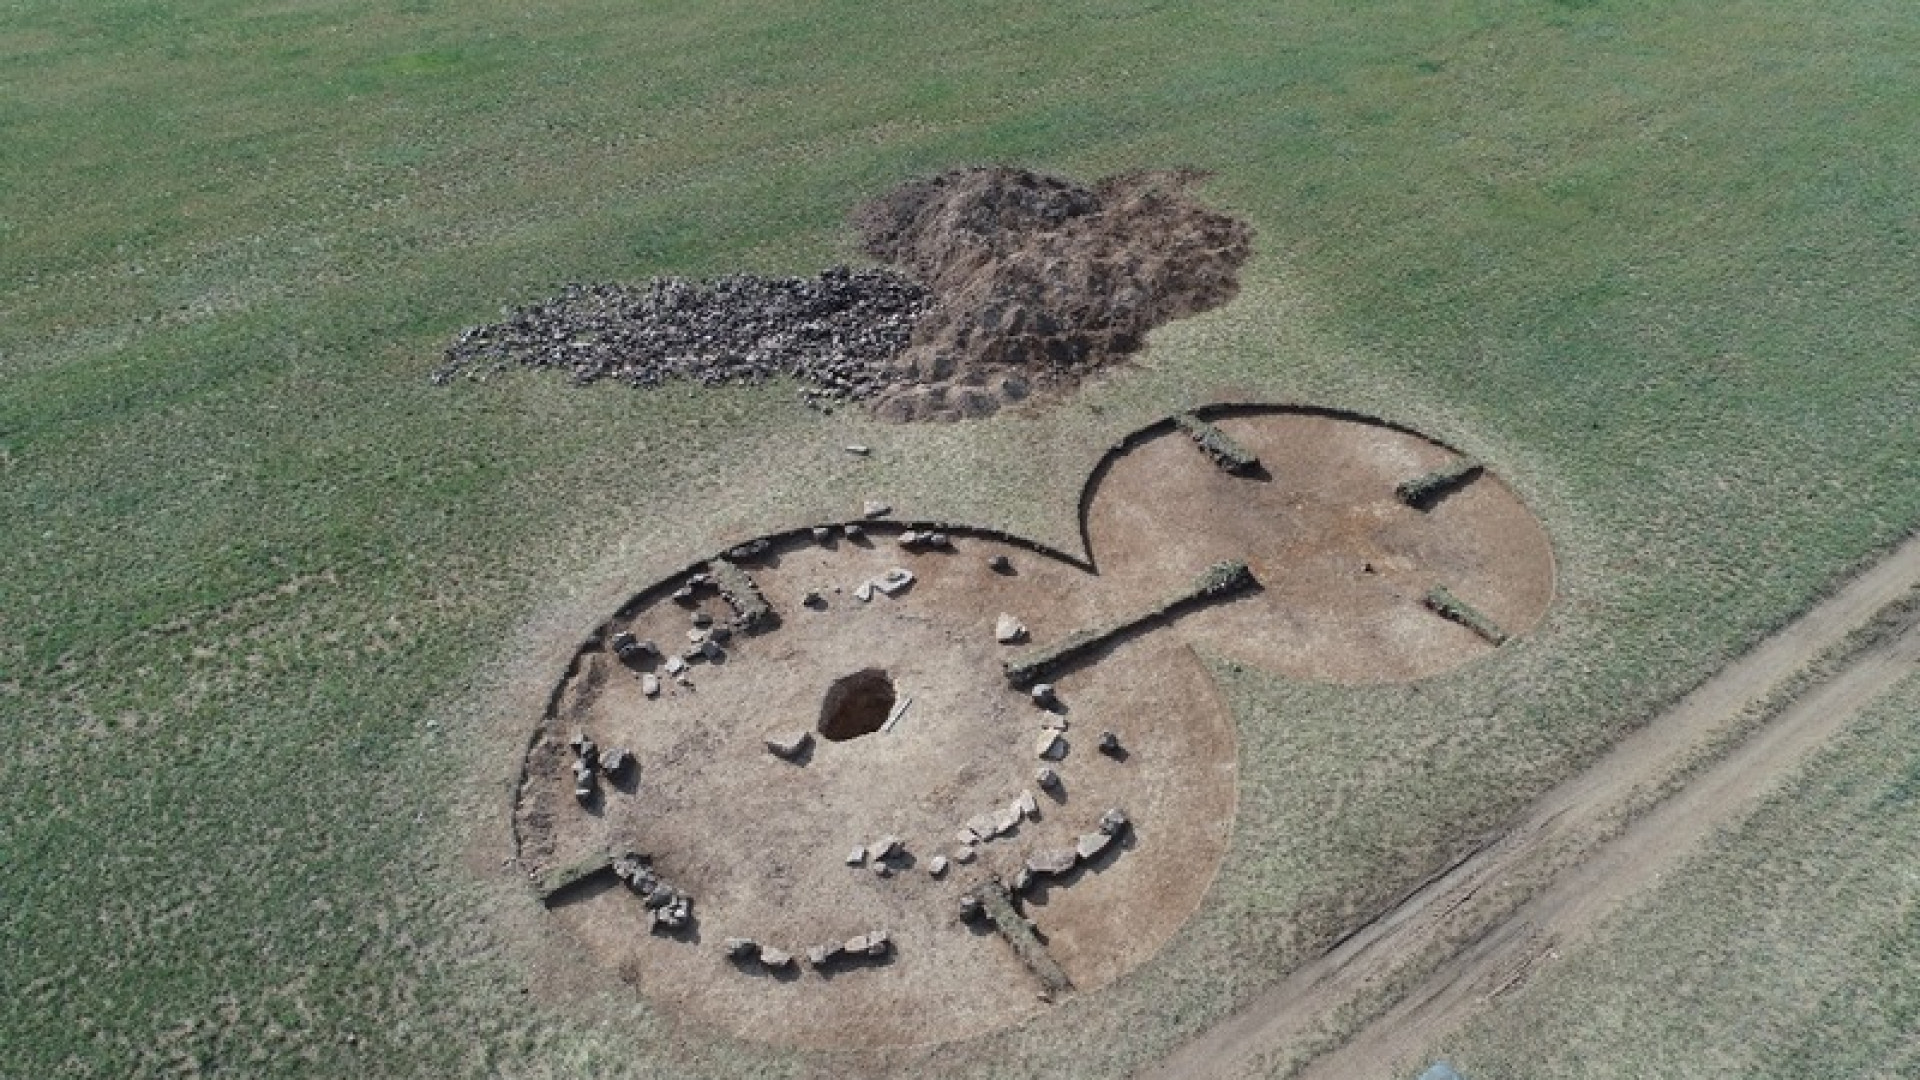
[1144,530,1920,1080]
[856,167,1253,422]
[510,407,1556,1050]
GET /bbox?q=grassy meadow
[2,0,1916,1076]
[1435,668,1920,1080]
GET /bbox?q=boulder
[1009,867,1034,893]
[995,613,1028,644]
[958,894,983,920]
[843,523,865,541]
[1031,683,1059,708]
[952,845,976,864]
[1076,831,1113,860]
[1026,849,1078,876]
[854,580,876,603]
[1034,766,1060,790]
[758,946,793,969]
[641,673,662,697]
[802,589,824,608]
[928,855,949,877]
[1099,730,1123,756]
[806,943,841,968]
[600,747,634,779]
[987,554,1013,574]
[1035,731,1067,761]
[928,532,950,548]
[875,568,915,595]
[1014,791,1039,818]
[1098,807,1130,836]
[725,937,759,960]
[846,845,867,866]
[811,526,832,544]
[862,500,891,519]
[966,814,1000,841]
[873,835,905,860]
[864,929,891,957]
[993,806,1023,836]
[664,655,687,676]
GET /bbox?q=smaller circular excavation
[818,669,897,742]
[510,404,1555,1050]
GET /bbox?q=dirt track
[1144,531,1920,1080]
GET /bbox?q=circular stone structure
[511,405,1554,1049]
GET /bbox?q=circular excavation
[511,406,1554,1049]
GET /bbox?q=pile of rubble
[432,268,928,405]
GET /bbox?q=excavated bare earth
[512,407,1555,1049]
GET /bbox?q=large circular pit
[511,406,1554,1049]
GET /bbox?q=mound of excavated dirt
[435,167,1250,421]
[856,167,1252,421]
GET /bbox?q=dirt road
[1144,532,1920,1080]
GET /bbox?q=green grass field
[1436,668,1920,1080]
[3,0,1917,1075]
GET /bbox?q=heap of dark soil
[854,167,1252,421]
[431,268,926,403]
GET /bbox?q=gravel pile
[432,267,928,405]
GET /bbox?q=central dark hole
[819,668,897,742]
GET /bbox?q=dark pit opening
[819,669,897,742]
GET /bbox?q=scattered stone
[1041,713,1069,732]
[845,444,871,456]
[959,894,983,920]
[843,523,866,541]
[1014,791,1039,819]
[807,943,841,968]
[1035,731,1067,761]
[758,946,793,969]
[928,855,949,877]
[700,639,725,662]
[1076,831,1113,861]
[802,589,825,608]
[1026,849,1078,876]
[987,554,1013,574]
[600,747,634,779]
[865,929,891,957]
[898,530,921,547]
[572,760,595,802]
[845,933,870,954]
[1031,683,1059,708]
[928,532,950,548]
[995,613,1028,644]
[1098,808,1131,836]
[650,894,693,932]
[812,525,833,544]
[1099,730,1123,757]
[952,846,976,864]
[874,568,916,595]
[642,673,662,697]
[1035,766,1060,791]
[687,628,709,644]
[672,586,696,606]
[965,814,1000,841]
[846,845,868,866]
[863,500,891,519]
[873,835,905,860]
[871,862,892,878]
[765,730,813,761]
[664,655,687,676]
[709,625,732,644]
[1009,867,1035,893]
[993,805,1023,836]
[691,611,714,629]
[854,580,876,603]
[725,937,759,960]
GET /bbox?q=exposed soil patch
[857,167,1253,421]
[435,167,1251,420]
